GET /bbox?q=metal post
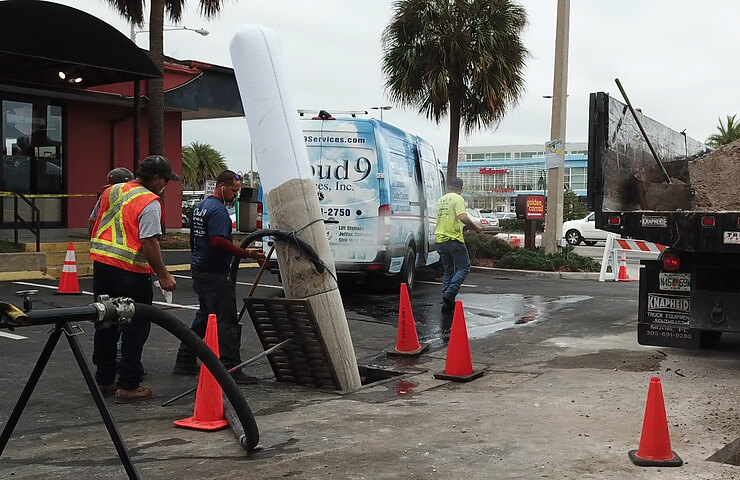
[544,0,570,254]
[133,80,141,171]
[0,325,63,454]
[63,322,141,479]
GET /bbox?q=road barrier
[599,234,666,282]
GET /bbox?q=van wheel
[399,248,416,291]
[565,229,583,246]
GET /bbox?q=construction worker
[89,155,178,403]
[435,177,482,312]
[173,170,264,384]
[89,167,134,237]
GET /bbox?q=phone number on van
[321,208,352,217]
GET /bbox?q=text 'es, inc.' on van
[260,112,445,291]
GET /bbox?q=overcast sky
[64,0,740,174]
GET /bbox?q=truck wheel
[565,229,583,246]
[399,248,416,291]
[700,331,722,348]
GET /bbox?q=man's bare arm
[457,213,483,233]
[140,237,176,291]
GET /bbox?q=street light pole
[544,0,570,254]
[371,105,392,122]
[131,25,210,42]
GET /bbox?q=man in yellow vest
[435,177,482,312]
[89,155,178,403]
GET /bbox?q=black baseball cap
[138,155,181,181]
[448,177,463,188]
[107,167,134,184]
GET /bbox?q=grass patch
[0,239,24,253]
[159,232,256,250]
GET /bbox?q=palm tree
[382,0,528,180]
[104,0,225,156]
[182,141,227,190]
[706,114,740,148]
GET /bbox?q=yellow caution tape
[0,192,97,198]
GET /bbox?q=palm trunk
[147,0,165,156]
[446,94,462,181]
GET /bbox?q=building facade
[449,143,588,211]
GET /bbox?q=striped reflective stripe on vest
[90,184,154,267]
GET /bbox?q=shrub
[464,232,512,263]
[495,246,600,272]
[500,218,545,233]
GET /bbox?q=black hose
[230,228,325,285]
[133,304,259,450]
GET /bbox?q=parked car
[495,212,517,221]
[479,210,501,232]
[465,208,498,234]
[562,212,610,246]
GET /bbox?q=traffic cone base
[434,369,484,383]
[628,449,682,467]
[387,283,428,356]
[174,314,228,432]
[617,251,635,282]
[56,242,82,295]
[387,343,429,357]
[628,377,683,467]
[433,301,483,382]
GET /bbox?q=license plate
[658,272,690,292]
[724,231,740,244]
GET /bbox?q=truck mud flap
[637,322,700,348]
[637,261,700,348]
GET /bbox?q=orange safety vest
[90,181,161,273]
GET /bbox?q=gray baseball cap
[107,167,134,184]
[448,177,463,189]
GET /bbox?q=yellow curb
[167,263,259,272]
[0,271,56,282]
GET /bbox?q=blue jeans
[176,269,241,369]
[437,240,471,302]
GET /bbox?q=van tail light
[662,250,680,272]
[378,205,391,244]
[256,201,263,230]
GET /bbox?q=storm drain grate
[244,297,341,390]
[707,436,740,466]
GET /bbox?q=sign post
[516,194,545,250]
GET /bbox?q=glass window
[2,98,64,224]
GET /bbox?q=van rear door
[303,120,381,265]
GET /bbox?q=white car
[562,212,610,246]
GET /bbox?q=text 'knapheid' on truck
[260,112,446,291]
[588,91,740,348]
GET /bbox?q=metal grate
[244,297,341,390]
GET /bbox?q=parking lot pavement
[1,271,739,479]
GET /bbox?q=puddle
[439,293,592,341]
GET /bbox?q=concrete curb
[471,265,600,280]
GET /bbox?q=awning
[0,0,161,88]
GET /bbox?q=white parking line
[0,331,27,340]
[417,280,477,288]
[172,274,284,290]
[12,281,199,310]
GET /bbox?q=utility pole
[230,25,361,391]
[544,0,570,254]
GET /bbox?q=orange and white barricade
[599,235,666,282]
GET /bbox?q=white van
[261,115,445,290]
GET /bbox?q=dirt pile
[689,138,740,210]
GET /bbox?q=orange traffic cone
[434,301,484,382]
[618,251,633,281]
[628,377,683,467]
[387,283,429,356]
[174,314,229,431]
[55,243,81,295]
